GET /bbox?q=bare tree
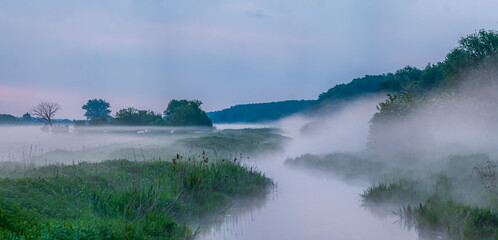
[31,101,61,127]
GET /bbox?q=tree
[163,99,212,126]
[418,63,444,90]
[377,66,423,93]
[31,101,60,127]
[442,29,498,86]
[22,112,32,122]
[82,99,111,120]
[113,107,163,125]
[367,93,427,152]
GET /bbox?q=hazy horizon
[1,0,497,119]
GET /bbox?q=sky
[0,0,497,119]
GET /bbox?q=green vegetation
[284,152,385,180]
[0,157,272,239]
[177,128,289,157]
[0,128,285,238]
[164,100,212,126]
[366,30,498,156]
[207,100,315,123]
[394,195,498,240]
[209,29,497,121]
[82,99,112,120]
[360,155,498,239]
[76,99,212,127]
[357,29,498,236]
[311,75,388,112]
[361,180,429,207]
[112,108,164,126]
[364,179,498,239]
[287,150,498,239]
[315,30,497,112]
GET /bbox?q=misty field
[1,8,497,239]
[285,152,498,239]
[0,126,283,239]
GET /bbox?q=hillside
[209,29,497,122]
[207,100,315,123]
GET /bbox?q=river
[200,120,419,240]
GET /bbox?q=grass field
[0,127,282,239]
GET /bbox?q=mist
[1,1,497,238]
[1,82,496,239]
[277,96,384,157]
[0,125,213,164]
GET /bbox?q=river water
[198,155,418,240]
[200,119,419,240]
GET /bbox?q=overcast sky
[0,0,497,119]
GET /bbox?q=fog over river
[201,104,418,240]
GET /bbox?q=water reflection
[196,193,275,239]
[199,156,419,240]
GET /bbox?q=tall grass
[0,155,273,239]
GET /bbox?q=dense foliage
[76,99,212,127]
[311,75,388,112]
[112,108,163,126]
[211,30,497,120]
[82,99,112,120]
[366,30,498,154]
[0,158,272,239]
[207,100,315,123]
[164,100,212,126]
[2,98,212,127]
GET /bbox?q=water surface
[198,156,418,240]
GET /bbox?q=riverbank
[0,157,273,239]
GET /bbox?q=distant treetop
[82,99,111,120]
[164,99,212,126]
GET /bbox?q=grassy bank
[177,128,289,157]
[361,156,498,239]
[0,127,287,166]
[287,153,498,239]
[284,152,385,180]
[0,156,272,239]
[363,182,498,239]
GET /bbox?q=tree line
[314,29,498,112]
[0,99,212,127]
[207,100,315,123]
[367,29,498,152]
[77,99,212,127]
[207,30,498,122]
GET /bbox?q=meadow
[0,126,283,239]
